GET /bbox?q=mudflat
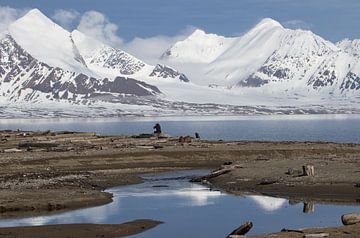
[0,219,162,238]
[0,130,359,237]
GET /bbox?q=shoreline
[0,130,359,237]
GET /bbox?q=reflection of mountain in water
[248,195,287,212]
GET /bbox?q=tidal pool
[0,170,359,237]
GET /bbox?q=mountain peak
[16,8,55,26]
[190,29,206,36]
[162,28,235,64]
[26,8,44,16]
[188,28,228,40]
[255,18,283,30]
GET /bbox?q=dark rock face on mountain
[86,46,146,75]
[100,77,161,95]
[149,64,189,82]
[341,72,360,90]
[237,75,269,87]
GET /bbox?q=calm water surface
[0,114,360,143]
[1,170,359,237]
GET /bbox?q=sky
[1,0,360,62]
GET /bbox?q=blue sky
[1,0,360,42]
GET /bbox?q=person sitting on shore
[153,123,162,135]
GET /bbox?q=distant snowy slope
[162,19,287,85]
[207,18,285,85]
[162,29,236,64]
[337,39,360,55]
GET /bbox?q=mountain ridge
[162,18,360,96]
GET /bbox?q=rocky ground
[0,130,359,237]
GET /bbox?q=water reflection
[303,202,315,213]
[0,170,358,237]
[110,172,223,207]
[248,195,287,212]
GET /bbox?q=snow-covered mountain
[162,18,360,96]
[0,9,188,105]
[1,9,359,117]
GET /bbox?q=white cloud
[0,6,27,33]
[283,20,312,30]
[75,10,193,64]
[77,10,124,48]
[52,9,79,29]
[123,26,195,64]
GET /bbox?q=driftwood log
[303,233,329,238]
[4,148,22,153]
[341,213,360,225]
[226,221,253,237]
[281,228,303,233]
[18,141,59,148]
[190,168,231,182]
[302,165,315,176]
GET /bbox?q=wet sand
[0,130,359,237]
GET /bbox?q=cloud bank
[52,9,80,29]
[283,19,312,30]
[0,6,27,33]
[77,10,124,48]
[122,27,195,64]
[74,10,193,63]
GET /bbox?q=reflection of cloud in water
[0,204,117,227]
[0,182,222,228]
[248,195,287,212]
[173,188,222,206]
[113,184,223,207]
[20,216,48,226]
